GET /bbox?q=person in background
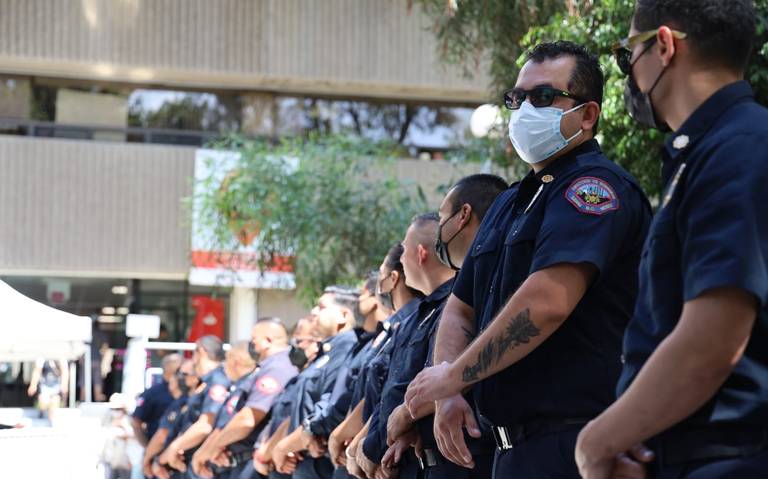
[133,353,182,447]
[27,357,68,420]
[101,393,134,479]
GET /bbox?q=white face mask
[508,101,586,164]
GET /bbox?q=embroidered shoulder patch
[208,384,228,403]
[565,177,620,215]
[256,376,280,395]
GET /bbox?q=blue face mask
[508,101,586,164]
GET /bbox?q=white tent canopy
[0,279,91,362]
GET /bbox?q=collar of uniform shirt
[663,80,753,161]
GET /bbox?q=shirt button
[620,354,626,364]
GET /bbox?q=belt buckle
[424,448,438,467]
[494,426,514,451]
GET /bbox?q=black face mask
[376,277,396,312]
[623,41,670,131]
[248,341,260,361]
[288,343,308,369]
[435,209,465,271]
[176,374,191,396]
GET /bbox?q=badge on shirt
[256,376,281,394]
[135,397,145,407]
[565,177,620,215]
[226,395,240,415]
[208,384,228,403]
[313,355,331,369]
[167,411,177,422]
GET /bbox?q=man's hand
[273,439,303,474]
[433,395,481,468]
[345,440,365,478]
[209,449,231,468]
[142,457,155,478]
[166,447,187,472]
[356,447,379,479]
[386,405,414,446]
[26,385,35,397]
[151,460,170,479]
[253,450,272,476]
[576,424,654,479]
[308,434,328,458]
[329,425,352,467]
[404,362,460,418]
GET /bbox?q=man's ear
[656,25,677,67]
[417,244,429,265]
[458,204,473,228]
[581,102,601,132]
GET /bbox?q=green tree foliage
[414,0,768,198]
[194,135,427,303]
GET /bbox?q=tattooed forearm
[496,308,538,361]
[462,339,495,382]
[461,308,540,383]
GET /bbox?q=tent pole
[84,343,92,403]
[68,361,76,407]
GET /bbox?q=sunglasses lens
[530,88,555,107]
[615,48,632,75]
[504,90,525,110]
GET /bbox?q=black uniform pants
[492,427,581,479]
[649,448,768,478]
[294,456,335,479]
[423,450,494,479]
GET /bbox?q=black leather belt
[489,418,589,451]
[654,426,768,466]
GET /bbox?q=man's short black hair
[634,0,755,73]
[363,270,378,295]
[383,242,424,299]
[256,316,288,335]
[196,335,225,361]
[448,174,508,220]
[410,212,440,227]
[526,41,604,132]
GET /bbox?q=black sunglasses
[502,87,586,110]
[612,28,687,76]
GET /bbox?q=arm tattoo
[461,308,539,383]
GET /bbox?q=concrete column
[229,287,257,342]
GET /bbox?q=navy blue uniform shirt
[363,280,453,462]
[133,379,174,439]
[215,369,259,430]
[158,396,188,433]
[618,81,768,430]
[306,328,377,437]
[293,330,357,431]
[453,139,651,426]
[360,298,421,421]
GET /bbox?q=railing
[0,117,221,147]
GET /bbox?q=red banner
[187,296,226,342]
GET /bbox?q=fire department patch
[208,384,228,403]
[226,395,239,415]
[565,177,620,215]
[256,376,280,395]
[135,397,145,407]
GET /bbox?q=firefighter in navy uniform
[194,318,299,479]
[356,213,456,479]
[270,297,359,479]
[145,360,199,478]
[383,175,508,479]
[576,2,768,478]
[159,335,230,477]
[404,41,651,479]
